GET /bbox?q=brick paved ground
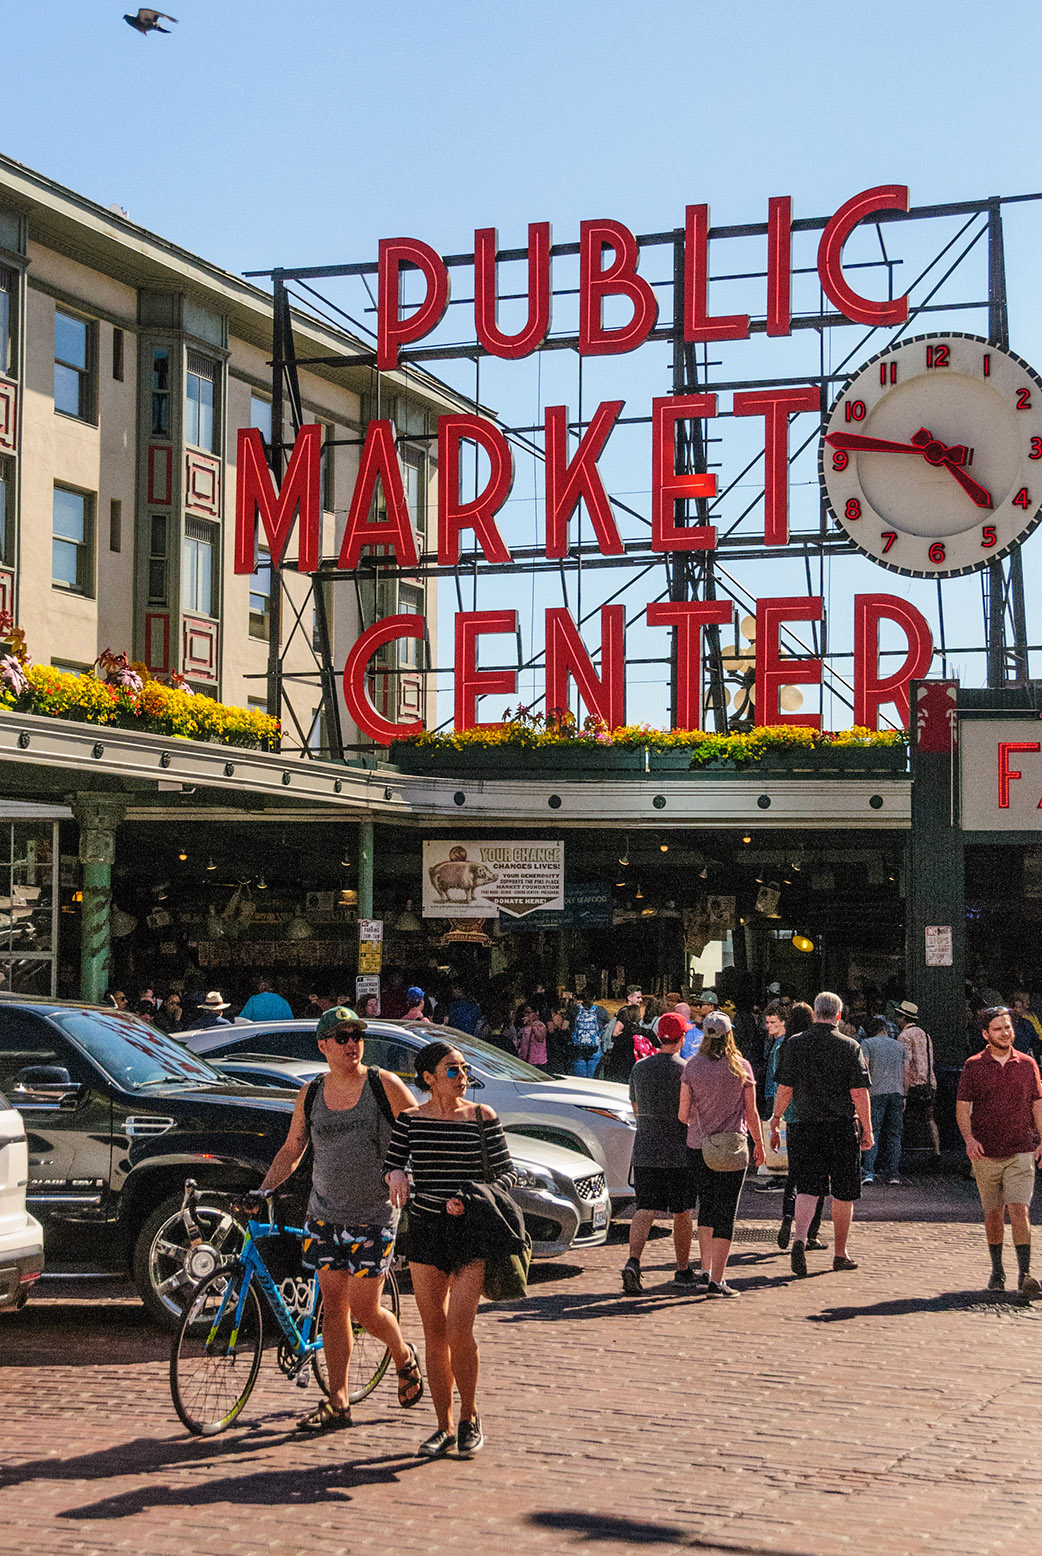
[2,1175,1042,1556]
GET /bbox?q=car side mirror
[14,1065,84,1108]
[467,1075,486,1090]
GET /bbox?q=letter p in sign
[997,741,1041,808]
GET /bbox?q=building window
[52,486,94,595]
[246,696,267,713]
[0,269,13,379]
[109,498,121,553]
[321,423,335,513]
[398,583,423,669]
[249,549,270,639]
[151,347,170,436]
[183,520,216,617]
[185,351,217,452]
[112,327,124,383]
[54,310,93,421]
[0,457,11,565]
[148,514,168,603]
[402,447,426,541]
[250,394,272,446]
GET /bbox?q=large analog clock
[819,333,1042,578]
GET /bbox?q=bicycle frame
[187,1196,322,1369]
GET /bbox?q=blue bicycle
[170,1179,399,1436]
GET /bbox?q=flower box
[389,743,645,777]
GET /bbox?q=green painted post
[73,796,125,1006]
[359,815,374,921]
[907,683,965,1065]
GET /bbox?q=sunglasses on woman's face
[445,1063,471,1079]
[328,1030,363,1045]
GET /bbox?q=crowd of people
[230,986,1042,1462]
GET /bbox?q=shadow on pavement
[1,1301,167,1367]
[807,1290,1042,1322]
[528,1509,816,1554]
[0,1428,434,1520]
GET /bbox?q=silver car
[184,1019,636,1208]
[211,1055,611,1258]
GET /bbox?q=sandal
[297,1399,352,1433]
[397,1342,425,1409]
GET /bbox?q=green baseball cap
[316,1005,366,1038]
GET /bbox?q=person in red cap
[622,1012,698,1293]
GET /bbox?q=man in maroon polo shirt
[956,1005,1042,1300]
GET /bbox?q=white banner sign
[422,840,564,919]
[961,719,1042,831]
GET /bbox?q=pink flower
[0,655,28,696]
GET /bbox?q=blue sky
[6,1,1042,726]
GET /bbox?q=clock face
[819,333,1042,578]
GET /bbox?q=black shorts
[403,1209,489,1276]
[787,1118,862,1202]
[632,1164,695,1214]
[687,1148,746,1239]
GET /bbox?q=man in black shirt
[769,991,873,1278]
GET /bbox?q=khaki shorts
[971,1151,1036,1212]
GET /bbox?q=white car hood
[503,1131,605,1177]
[513,1075,633,1113]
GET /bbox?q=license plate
[593,1203,608,1229]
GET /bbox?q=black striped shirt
[383,1109,515,1216]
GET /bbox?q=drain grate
[733,1223,781,1244]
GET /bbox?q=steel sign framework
[244,191,1042,759]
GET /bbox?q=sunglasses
[327,1029,363,1045]
[445,1063,471,1079]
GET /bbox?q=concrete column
[72,795,125,1006]
[358,815,374,921]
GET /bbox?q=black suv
[0,998,298,1326]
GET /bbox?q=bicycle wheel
[311,1267,401,1403]
[170,1268,265,1436]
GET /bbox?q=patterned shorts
[301,1218,396,1277]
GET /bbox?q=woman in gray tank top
[257,1007,423,1432]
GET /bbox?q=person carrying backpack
[571,995,605,1078]
[251,1006,423,1432]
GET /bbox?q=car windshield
[54,1010,228,1090]
[399,1022,547,1081]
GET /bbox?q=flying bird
[124,9,178,34]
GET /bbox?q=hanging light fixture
[206,858,216,872]
[659,843,669,853]
[635,885,644,900]
[177,845,188,861]
[792,934,815,953]
[618,836,630,866]
[256,875,268,890]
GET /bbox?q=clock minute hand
[826,432,924,455]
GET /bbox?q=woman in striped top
[384,1040,514,1460]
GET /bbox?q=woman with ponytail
[679,1010,764,1296]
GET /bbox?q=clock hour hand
[937,458,993,509]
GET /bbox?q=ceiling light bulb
[635,886,644,900]
[177,846,187,861]
[256,875,267,890]
[659,843,669,853]
[742,835,751,844]
[206,858,216,871]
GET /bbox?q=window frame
[53,308,94,423]
[249,546,271,640]
[0,268,14,381]
[185,351,219,453]
[182,518,218,618]
[0,455,12,567]
[51,484,95,596]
